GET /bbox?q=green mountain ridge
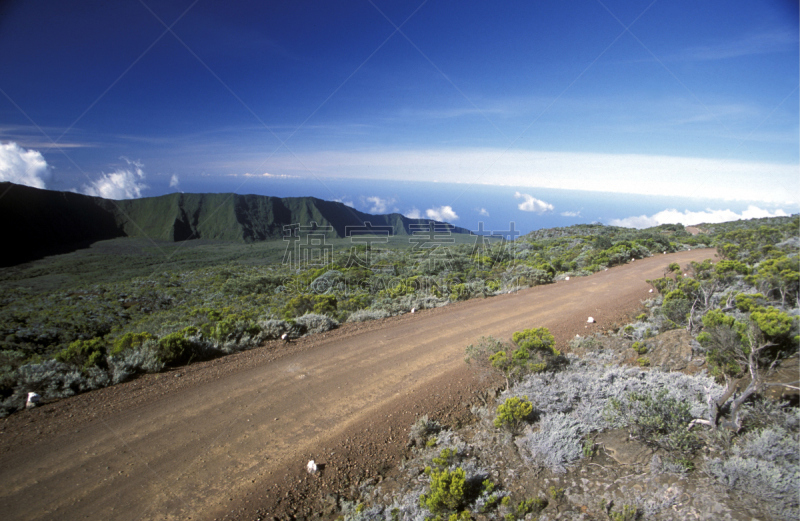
[0,182,470,267]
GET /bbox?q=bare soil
[0,249,717,521]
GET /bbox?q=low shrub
[293,313,339,335]
[606,389,699,454]
[111,332,154,356]
[420,467,467,514]
[409,414,441,448]
[259,319,306,340]
[154,329,197,365]
[107,341,164,384]
[706,425,799,520]
[345,309,390,323]
[55,337,108,370]
[518,413,586,473]
[494,396,533,432]
[512,327,556,355]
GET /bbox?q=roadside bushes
[465,329,562,391]
[0,359,111,416]
[107,340,164,384]
[293,313,339,335]
[345,309,390,323]
[259,319,305,339]
[507,354,723,474]
[54,337,108,370]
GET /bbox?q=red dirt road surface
[0,249,716,520]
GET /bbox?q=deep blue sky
[0,0,798,231]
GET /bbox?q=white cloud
[610,206,789,229]
[0,142,51,188]
[82,158,148,200]
[169,174,180,188]
[515,192,554,213]
[561,210,581,217]
[364,196,395,214]
[333,197,354,208]
[405,207,422,219]
[426,205,459,222]
[478,208,490,216]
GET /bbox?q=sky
[0,0,798,233]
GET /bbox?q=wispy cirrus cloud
[678,30,798,61]
[82,158,148,200]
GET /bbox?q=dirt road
[0,249,716,520]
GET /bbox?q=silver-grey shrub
[509,354,724,473]
[259,319,304,339]
[509,355,722,431]
[0,359,112,415]
[517,412,586,473]
[294,313,339,335]
[706,425,799,520]
[346,309,390,323]
[107,342,165,384]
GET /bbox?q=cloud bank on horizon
[277,149,799,205]
[610,206,790,229]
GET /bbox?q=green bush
[606,389,698,454]
[111,332,154,356]
[494,396,533,431]
[512,327,556,354]
[420,467,467,514]
[659,297,691,325]
[154,330,195,365]
[432,447,458,467]
[55,337,108,370]
[631,341,647,354]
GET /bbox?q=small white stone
[587,317,595,323]
[306,460,318,474]
[565,276,570,281]
[649,289,653,293]
[26,392,40,408]
[411,308,415,314]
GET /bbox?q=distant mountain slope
[0,182,470,267]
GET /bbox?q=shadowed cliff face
[0,182,470,267]
[0,183,126,267]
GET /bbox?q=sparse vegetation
[3,214,799,521]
